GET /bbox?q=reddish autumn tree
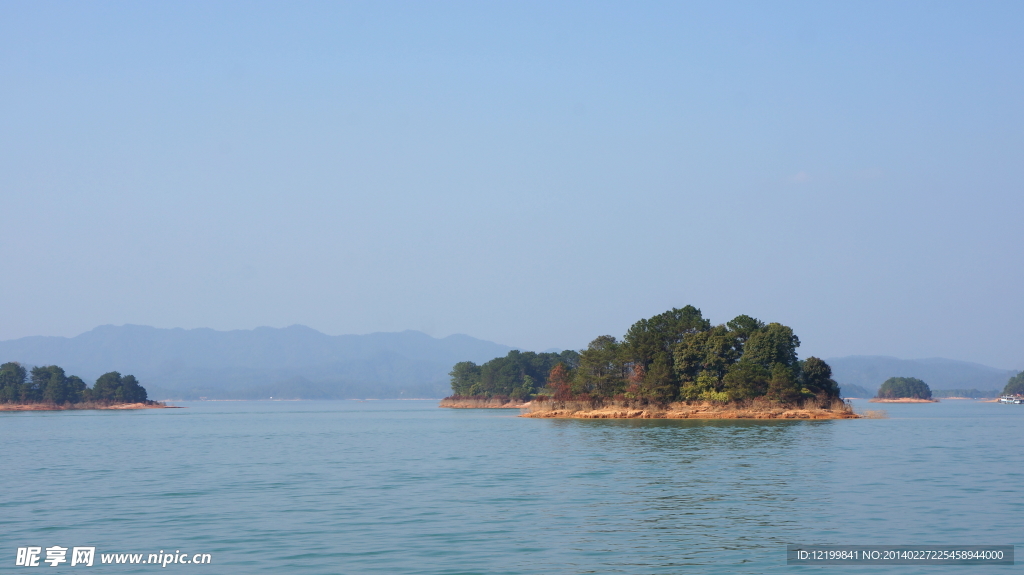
[624,362,644,399]
[548,363,573,401]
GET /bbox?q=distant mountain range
[826,356,1017,398]
[2,326,1017,401]
[0,325,515,400]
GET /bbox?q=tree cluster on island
[448,350,581,401]
[0,362,150,405]
[875,377,932,400]
[1002,372,1024,396]
[448,306,841,407]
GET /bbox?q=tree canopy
[448,305,841,406]
[448,350,580,400]
[876,377,932,399]
[1003,372,1024,396]
[0,362,149,405]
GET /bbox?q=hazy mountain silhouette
[6,328,1015,401]
[836,383,873,399]
[0,325,515,400]
[827,355,1016,397]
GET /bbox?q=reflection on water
[536,419,840,571]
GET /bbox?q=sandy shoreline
[441,397,860,419]
[520,401,860,420]
[0,402,176,412]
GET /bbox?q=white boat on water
[998,396,1023,404]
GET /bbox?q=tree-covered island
[441,306,858,419]
[0,362,164,410]
[870,377,937,402]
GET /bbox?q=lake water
[2,399,1021,574]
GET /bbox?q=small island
[441,306,859,419]
[869,376,938,403]
[0,362,168,411]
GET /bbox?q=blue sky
[1,1,1022,368]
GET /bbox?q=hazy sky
[2,1,1022,369]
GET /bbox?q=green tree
[877,377,932,399]
[673,325,740,384]
[91,371,123,403]
[573,335,628,398]
[742,323,800,369]
[800,357,840,400]
[680,369,729,402]
[721,361,770,401]
[510,375,535,401]
[766,363,801,403]
[638,354,676,403]
[19,370,42,402]
[449,361,482,396]
[1003,372,1024,396]
[0,362,27,403]
[621,306,712,403]
[725,314,765,355]
[31,366,70,403]
[120,375,147,403]
[556,349,581,370]
[66,376,87,403]
[624,306,711,369]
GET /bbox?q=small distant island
[870,376,938,403]
[440,306,859,419]
[0,362,167,411]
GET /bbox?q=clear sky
[1,1,1022,369]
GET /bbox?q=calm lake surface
[3,399,1021,574]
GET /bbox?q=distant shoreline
[868,398,939,403]
[161,398,444,402]
[0,402,176,412]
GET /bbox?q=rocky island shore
[0,401,173,412]
[521,399,860,420]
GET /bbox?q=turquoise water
[2,399,1021,574]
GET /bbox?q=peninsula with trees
[1003,372,1024,397]
[0,362,165,411]
[441,306,858,419]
